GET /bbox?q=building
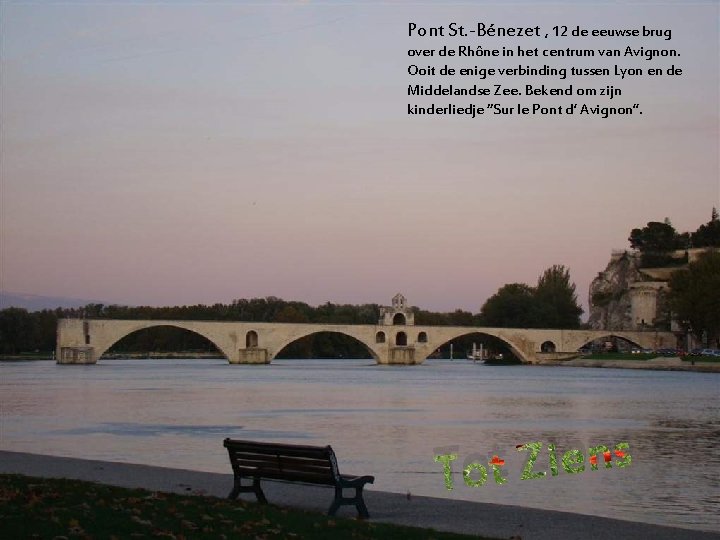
[378,293,415,326]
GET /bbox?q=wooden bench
[223,438,375,518]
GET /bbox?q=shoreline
[3,355,719,372]
[1,451,717,540]
[543,357,720,372]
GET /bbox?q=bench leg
[228,476,242,500]
[355,486,370,519]
[328,486,342,516]
[253,477,268,504]
[328,486,370,519]
[227,476,267,505]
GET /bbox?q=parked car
[657,348,679,357]
[700,349,719,357]
[689,348,704,356]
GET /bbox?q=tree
[628,220,682,252]
[535,265,583,328]
[628,220,688,267]
[0,308,34,354]
[480,266,584,329]
[669,250,720,346]
[691,208,720,248]
[480,283,543,328]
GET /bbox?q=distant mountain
[0,292,107,311]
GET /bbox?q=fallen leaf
[131,516,153,526]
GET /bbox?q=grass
[0,352,54,361]
[0,474,494,540]
[582,353,657,360]
[682,356,720,363]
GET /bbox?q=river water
[1,359,718,532]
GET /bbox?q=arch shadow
[578,334,643,352]
[96,323,231,362]
[430,331,530,363]
[273,331,380,361]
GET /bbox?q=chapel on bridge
[378,293,415,326]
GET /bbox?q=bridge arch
[541,340,556,353]
[428,330,531,363]
[577,334,643,352]
[271,330,381,361]
[94,323,233,362]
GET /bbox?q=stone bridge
[56,318,676,365]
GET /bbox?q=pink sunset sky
[1,1,718,314]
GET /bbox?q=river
[1,359,718,532]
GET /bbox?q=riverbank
[1,451,717,540]
[544,357,720,372]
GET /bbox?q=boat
[466,343,489,362]
[467,343,519,364]
[484,352,521,365]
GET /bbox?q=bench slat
[229,447,330,460]
[234,469,335,485]
[233,460,333,474]
[231,457,332,470]
[233,460,333,473]
[228,452,332,468]
[224,439,331,457]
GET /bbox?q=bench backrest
[223,438,340,485]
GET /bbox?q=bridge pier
[380,346,417,365]
[58,346,97,365]
[233,348,270,364]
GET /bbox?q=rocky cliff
[588,251,642,330]
[588,251,672,332]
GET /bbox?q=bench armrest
[339,475,375,488]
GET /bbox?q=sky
[1,0,718,314]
